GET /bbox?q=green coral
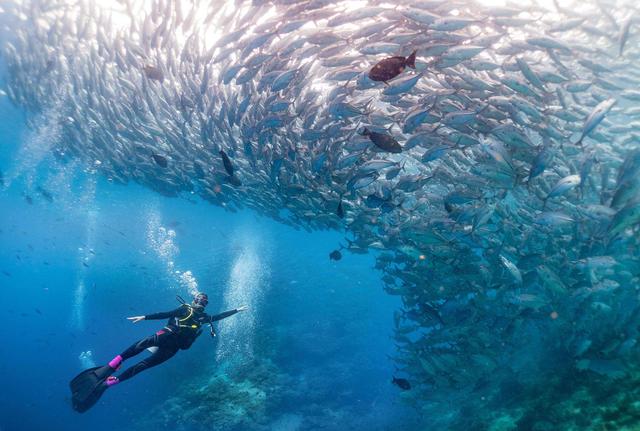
[140,357,287,431]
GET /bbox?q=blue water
[0,96,414,430]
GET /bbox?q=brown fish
[368,50,417,82]
[360,127,402,153]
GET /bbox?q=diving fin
[69,364,113,413]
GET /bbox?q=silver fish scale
[1,0,640,426]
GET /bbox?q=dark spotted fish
[368,50,417,82]
[360,127,402,153]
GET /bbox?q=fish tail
[364,97,376,115]
[385,122,395,134]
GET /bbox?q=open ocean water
[0,94,413,430]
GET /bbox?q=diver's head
[192,292,209,309]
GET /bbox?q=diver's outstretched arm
[127,307,187,323]
[209,306,249,322]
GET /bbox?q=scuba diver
[70,292,248,413]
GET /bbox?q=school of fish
[1,0,639,427]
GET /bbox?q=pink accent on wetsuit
[108,355,123,370]
[105,376,119,387]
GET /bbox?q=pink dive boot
[105,376,119,387]
[108,355,123,370]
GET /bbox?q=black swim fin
[69,365,113,413]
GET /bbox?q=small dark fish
[337,198,345,219]
[25,195,33,205]
[35,308,42,315]
[152,154,168,168]
[368,50,417,82]
[360,128,402,153]
[329,249,342,261]
[82,262,89,268]
[219,150,234,176]
[0,169,4,186]
[143,65,164,81]
[392,376,411,390]
[1,270,11,277]
[36,186,54,203]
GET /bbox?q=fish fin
[405,50,417,69]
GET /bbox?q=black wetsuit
[117,305,239,382]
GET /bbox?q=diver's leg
[108,330,165,369]
[115,346,178,383]
[120,333,160,359]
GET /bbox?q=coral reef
[447,365,640,431]
[139,356,286,431]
